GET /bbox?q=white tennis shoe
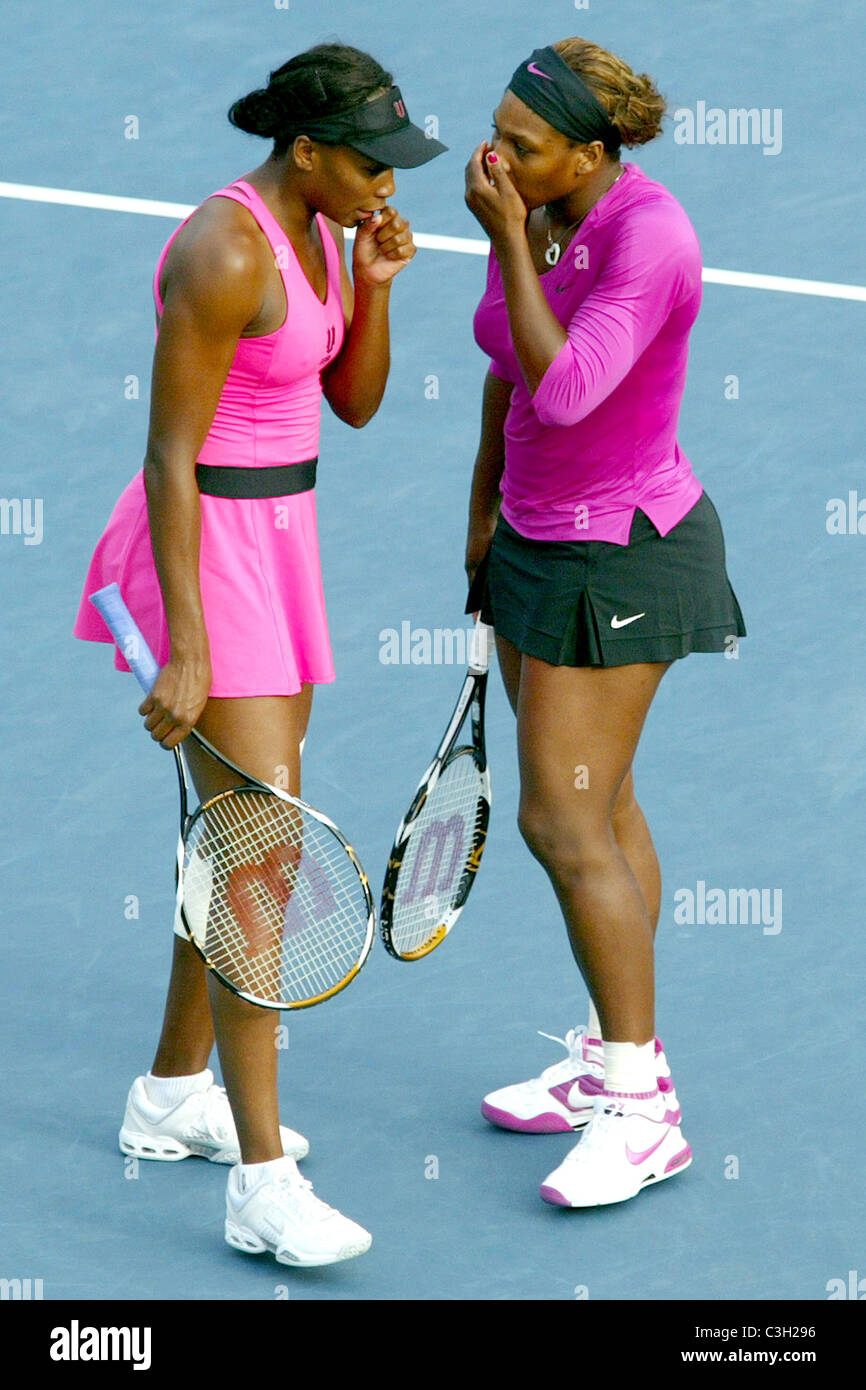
[481,1027,606,1132]
[119,1070,309,1164]
[482,1030,678,1133]
[225,1157,372,1267]
[539,1088,692,1207]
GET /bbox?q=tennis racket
[89,583,375,1010]
[380,619,493,960]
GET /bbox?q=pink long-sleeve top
[473,161,705,543]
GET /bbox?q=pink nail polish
[487,152,498,164]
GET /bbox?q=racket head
[89,584,376,1007]
[380,743,491,961]
[178,780,375,1009]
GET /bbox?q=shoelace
[520,1026,599,1087]
[564,1097,626,1165]
[186,1085,230,1144]
[271,1169,336,1224]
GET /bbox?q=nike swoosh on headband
[527,62,553,79]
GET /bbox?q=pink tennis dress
[73,179,346,696]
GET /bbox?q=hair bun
[609,71,665,147]
[553,38,666,149]
[228,44,393,156]
[228,87,284,139]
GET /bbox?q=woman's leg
[150,686,313,1165]
[149,939,215,1077]
[513,655,671,1044]
[611,766,662,939]
[494,631,522,714]
[496,633,663,945]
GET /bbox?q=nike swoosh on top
[610,613,646,629]
[527,62,553,79]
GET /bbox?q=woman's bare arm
[141,214,265,747]
[321,209,415,428]
[465,370,514,584]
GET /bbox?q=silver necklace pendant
[544,241,561,267]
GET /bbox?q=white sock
[586,1000,603,1044]
[602,1041,657,1096]
[144,1068,211,1109]
[237,1155,294,1192]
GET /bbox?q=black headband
[508,46,621,152]
[287,84,446,168]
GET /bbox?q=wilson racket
[380,620,493,960]
[89,583,375,1009]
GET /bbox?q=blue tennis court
[1,0,864,1304]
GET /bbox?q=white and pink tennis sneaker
[482,1030,678,1134]
[539,1086,692,1207]
[481,1028,604,1132]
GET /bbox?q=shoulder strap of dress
[153,181,250,316]
[214,179,290,258]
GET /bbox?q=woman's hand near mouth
[352,206,416,285]
[465,141,528,248]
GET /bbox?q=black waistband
[195,458,317,499]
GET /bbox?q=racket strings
[389,752,488,956]
[181,790,370,1005]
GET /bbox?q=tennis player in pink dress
[464,38,745,1208]
[74,43,445,1267]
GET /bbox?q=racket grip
[89,583,161,693]
[469,619,494,675]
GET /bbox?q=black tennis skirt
[465,490,746,667]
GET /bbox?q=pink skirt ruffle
[73,470,335,697]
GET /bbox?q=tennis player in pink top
[74,43,445,1267]
[464,38,746,1207]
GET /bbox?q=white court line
[2,179,865,302]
